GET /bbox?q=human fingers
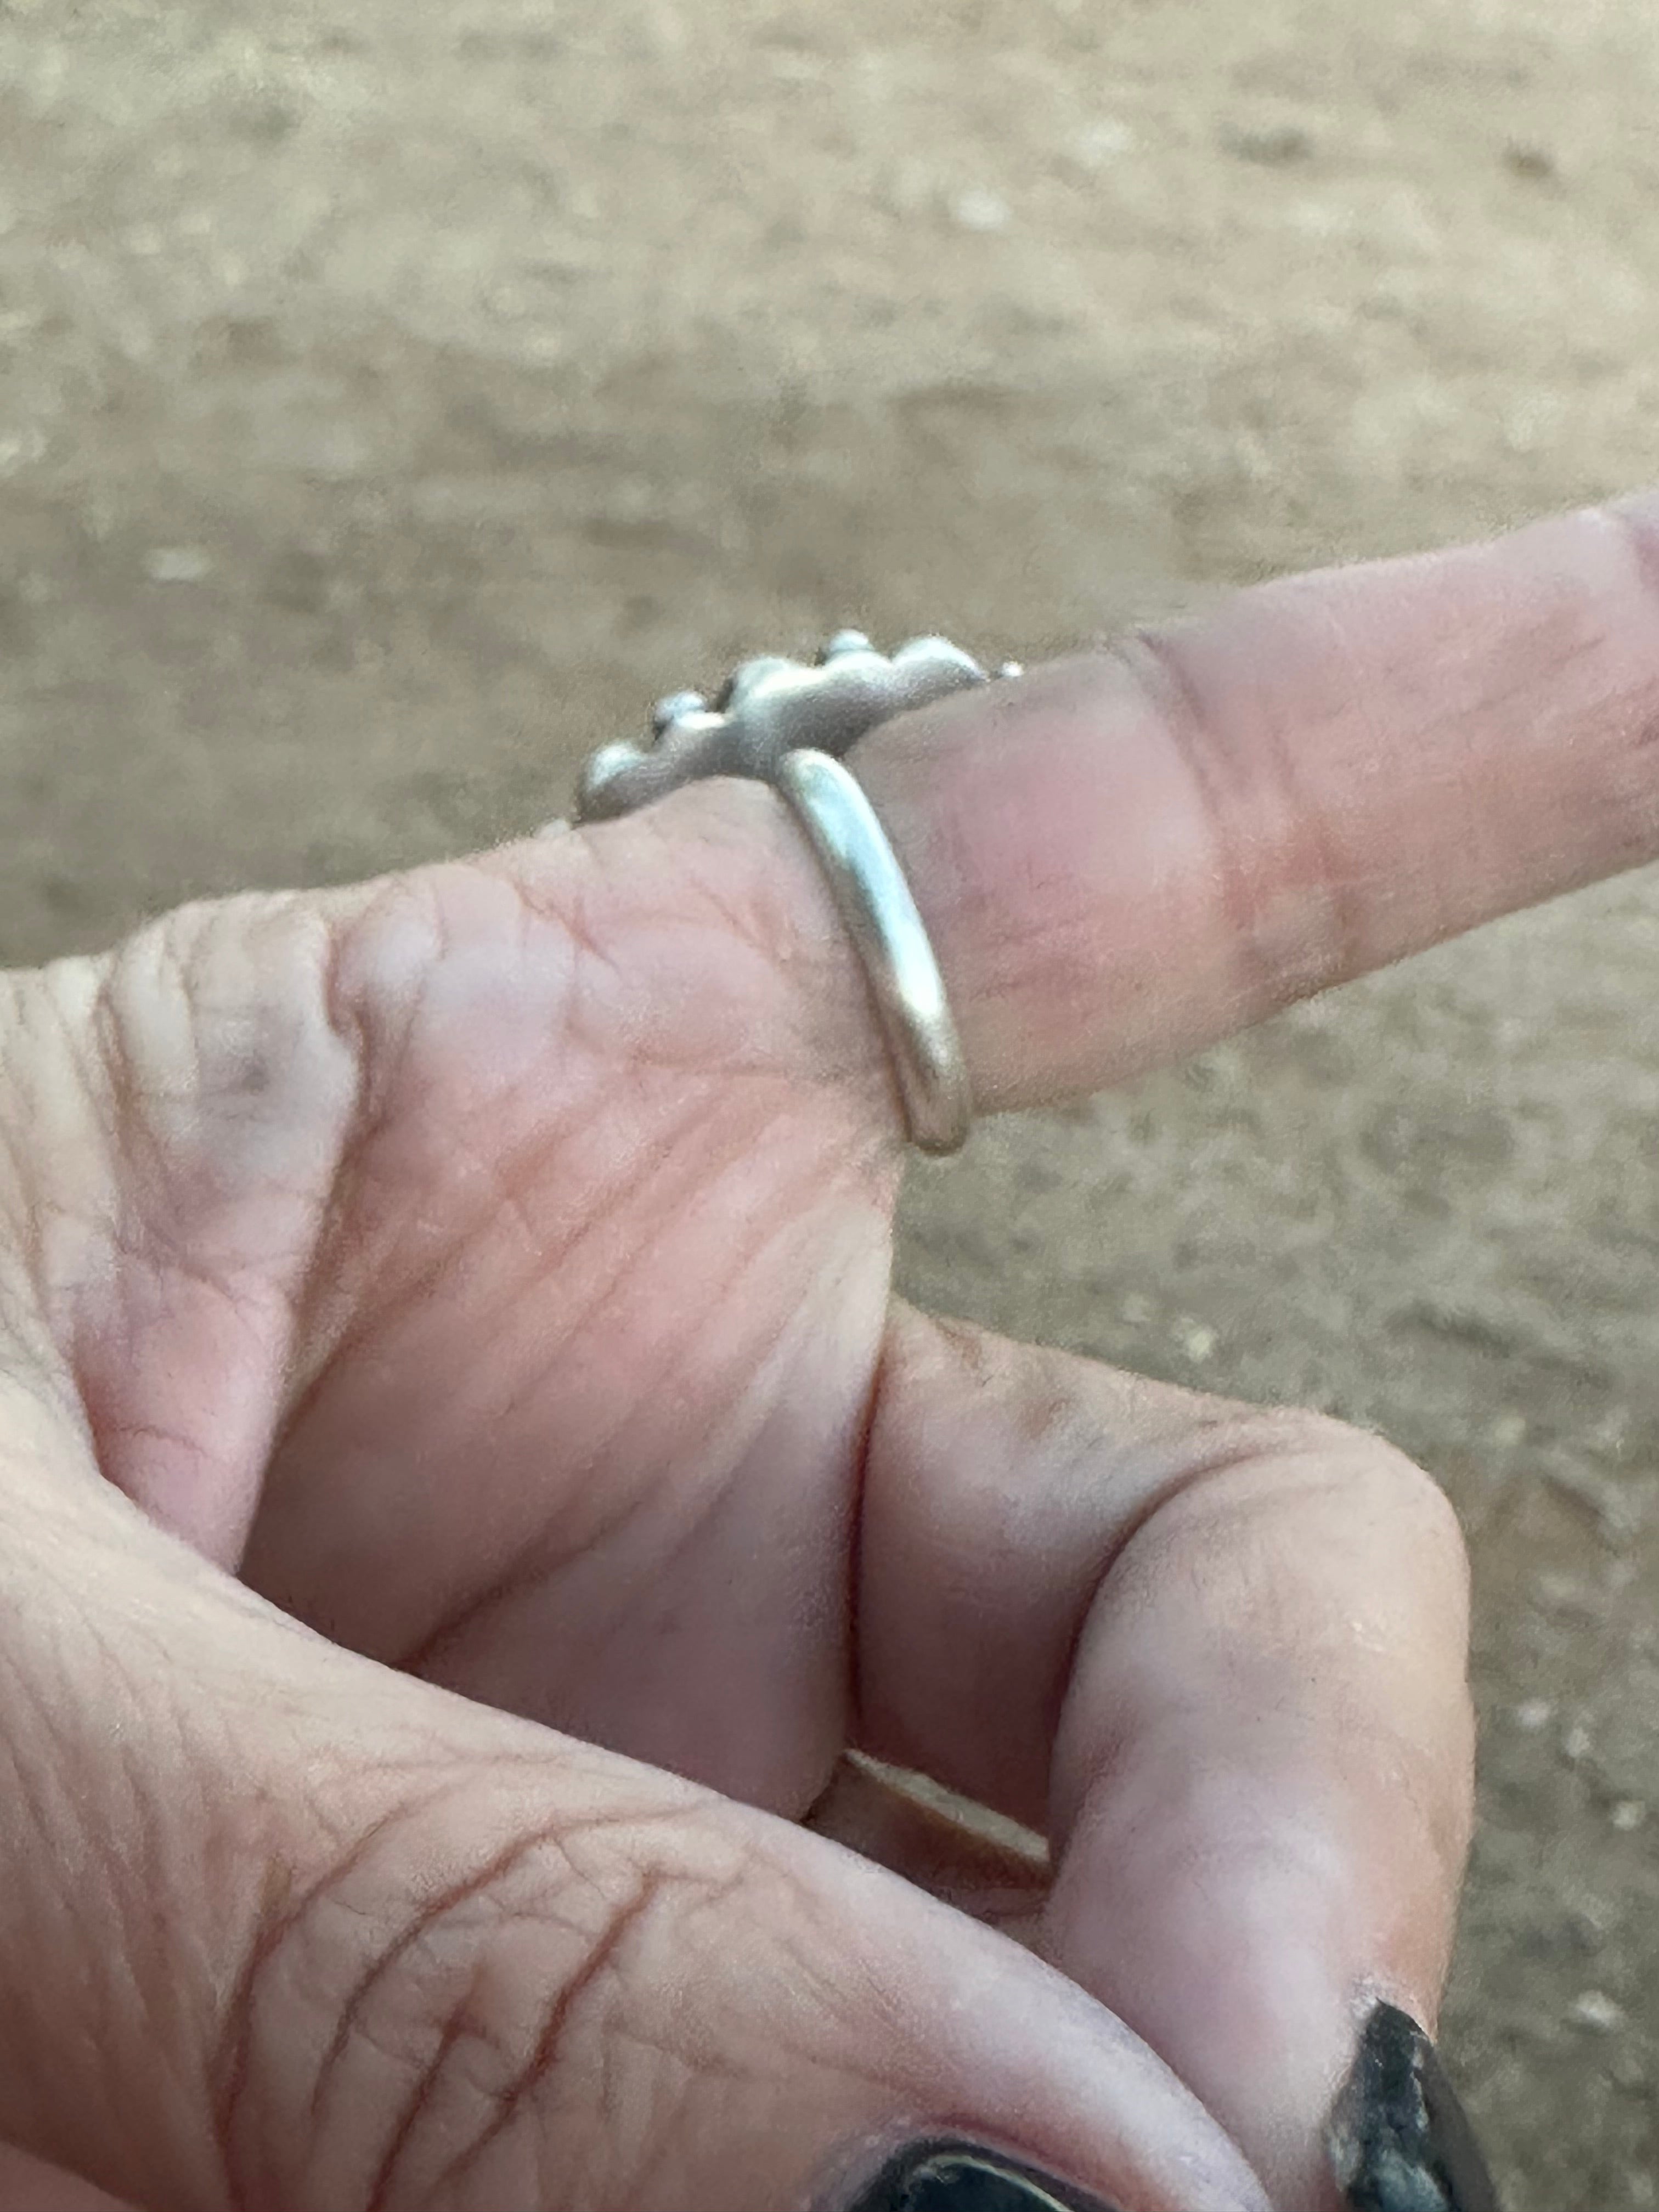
[855,1306,1476,2212]
[36,490,1655,1774]
[0,1413,1269,2212]
[843,494,1659,1108]
[0,827,899,1816]
[247,488,1659,1779]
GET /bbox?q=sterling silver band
[774,749,973,1156]
[574,632,1010,1155]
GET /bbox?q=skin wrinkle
[614,784,804,962]
[222,1772,605,2196]
[302,1818,595,2138]
[398,1145,876,1727]
[571,2010,853,2212]
[424,1872,663,2206]
[0,1614,64,1888]
[270,1121,649,1528]
[558,897,831,1088]
[1055,1706,1463,2057]
[89,946,167,1211]
[270,1213,483,1483]
[74,1277,263,1557]
[274,858,815,1482]
[213,1796,432,2185]
[1119,622,1363,1012]
[381,1324,701,1681]
[562,891,644,1073]
[0,973,118,1395]
[331,1075,761,1499]
[81,1181,280,1367]
[561,783,902,1114]
[639,792,810,967]
[1414,615,1600,924]
[557,782,900,1146]
[258,1073,670,1638]
[409,1382,737,1696]
[100,1668,212,2110]
[1052,1441,1472,1852]
[0,1273,80,1433]
[864,1316,1364,1827]
[457,1120,552,1275]
[38,899,362,1552]
[284,870,461,1396]
[585,2028,712,2211]
[281,1800,752,2212]
[1423,522,1659,882]
[360,1995,477,2212]
[297,1122,570,1453]
[0,1539,230,2195]
[1031,1419,1350,1829]
[218,1760,680,2186]
[1009,655,1231,1041]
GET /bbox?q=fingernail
[1326,2002,1503,2211]
[840,2138,1124,2211]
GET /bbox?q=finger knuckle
[1279,1404,1469,1561]
[1148,1398,1472,1639]
[1217,1398,1469,1563]
[1113,618,1366,1001]
[101,894,352,1150]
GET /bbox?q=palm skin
[248,789,908,1813]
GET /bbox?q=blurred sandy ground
[1,1,1656,2202]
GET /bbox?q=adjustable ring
[774,749,973,1156]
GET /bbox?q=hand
[1,495,1654,2212]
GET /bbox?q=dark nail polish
[1327,2002,1503,2212]
[842,2138,1122,2212]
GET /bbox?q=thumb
[0,1423,1266,2212]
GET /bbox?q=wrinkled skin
[1,496,1657,2212]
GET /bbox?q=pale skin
[1,496,1656,2212]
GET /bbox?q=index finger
[854,496,1659,1107]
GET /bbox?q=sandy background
[1,1,1656,2203]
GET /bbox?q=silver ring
[574,631,1017,1154]
[774,749,973,1156]
[575,629,1020,825]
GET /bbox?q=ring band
[575,632,1010,1155]
[774,749,973,1156]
